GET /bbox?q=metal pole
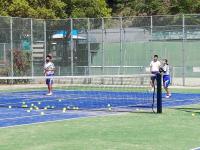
[70,18,74,76]
[3,43,6,63]
[120,17,123,75]
[31,18,34,76]
[87,18,91,75]
[150,16,153,57]
[157,73,162,113]
[182,14,185,86]
[101,17,105,75]
[10,17,13,77]
[44,20,47,60]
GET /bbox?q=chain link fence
[0,15,200,86]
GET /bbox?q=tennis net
[0,74,162,113]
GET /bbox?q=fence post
[87,18,91,75]
[10,17,13,77]
[182,14,186,86]
[31,18,34,76]
[101,17,105,75]
[70,18,74,76]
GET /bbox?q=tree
[0,0,66,19]
[63,0,111,18]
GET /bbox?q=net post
[156,73,162,113]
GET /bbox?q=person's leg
[46,79,53,95]
[164,79,171,98]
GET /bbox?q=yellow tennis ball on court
[8,106,12,109]
[192,113,195,116]
[27,110,31,113]
[107,104,111,107]
[22,102,26,105]
[31,104,34,107]
[30,107,33,110]
[40,112,44,115]
[108,107,112,111]
[38,102,41,105]
[44,107,47,110]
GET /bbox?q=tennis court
[0,86,200,128]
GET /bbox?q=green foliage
[0,0,66,19]
[63,0,111,18]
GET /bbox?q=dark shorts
[46,75,54,85]
[151,71,159,82]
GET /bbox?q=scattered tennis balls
[8,106,12,109]
[40,112,44,115]
[192,113,195,116]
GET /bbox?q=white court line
[0,112,124,129]
[191,147,200,150]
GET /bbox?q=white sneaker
[165,94,171,98]
[46,92,52,96]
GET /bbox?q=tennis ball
[31,104,34,107]
[44,107,47,110]
[192,113,195,116]
[22,104,28,108]
[8,106,12,109]
[38,102,41,105]
[27,110,31,113]
[30,107,33,110]
[108,107,112,111]
[58,99,62,102]
[35,107,39,110]
[22,102,26,105]
[40,112,44,115]
[107,104,111,107]
[51,106,55,109]
[67,106,70,109]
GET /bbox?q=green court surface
[1,103,200,150]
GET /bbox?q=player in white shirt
[44,54,55,96]
[150,55,161,90]
[160,59,171,98]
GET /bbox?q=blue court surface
[0,90,200,128]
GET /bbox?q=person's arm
[150,61,152,73]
